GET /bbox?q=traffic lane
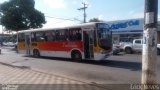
[20,54,160,84]
[16,55,143,84]
[0,48,159,84]
[109,54,160,82]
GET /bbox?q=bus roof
[17,22,104,33]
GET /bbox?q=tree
[89,18,103,22]
[0,0,46,31]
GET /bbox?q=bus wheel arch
[71,50,82,60]
[33,49,40,57]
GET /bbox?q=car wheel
[125,47,132,54]
[157,49,160,55]
[113,51,118,55]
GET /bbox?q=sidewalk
[0,64,107,90]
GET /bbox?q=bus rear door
[25,33,31,55]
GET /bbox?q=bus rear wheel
[71,50,82,61]
[33,49,40,57]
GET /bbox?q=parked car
[0,48,1,54]
[112,44,123,55]
[2,42,17,47]
[120,39,160,55]
[157,44,160,55]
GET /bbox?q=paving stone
[0,64,106,90]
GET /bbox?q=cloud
[98,14,104,20]
[82,0,89,3]
[43,0,66,9]
[128,11,143,19]
[105,16,121,21]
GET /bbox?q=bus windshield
[97,23,112,50]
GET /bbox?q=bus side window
[36,32,45,42]
[45,31,52,41]
[55,30,60,41]
[45,31,55,41]
[76,29,82,40]
[65,30,69,41]
[59,30,66,41]
[52,31,56,41]
[31,33,36,42]
[69,30,73,41]
[68,28,81,41]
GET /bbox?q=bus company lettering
[63,42,78,48]
[109,20,140,30]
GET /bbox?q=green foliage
[89,18,103,22]
[0,0,46,31]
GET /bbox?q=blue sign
[108,20,140,30]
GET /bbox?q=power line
[78,2,88,23]
[45,16,82,22]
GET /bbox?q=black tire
[157,49,160,55]
[71,50,82,60]
[113,51,118,55]
[33,49,40,57]
[125,47,132,54]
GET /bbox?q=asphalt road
[0,47,160,84]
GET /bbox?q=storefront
[105,19,144,44]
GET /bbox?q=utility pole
[78,2,88,23]
[142,0,158,88]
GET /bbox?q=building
[105,18,160,43]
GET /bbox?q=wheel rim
[75,53,80,59]
[158,50,160,55]
[34,50,39,57]
[72,51,82,60]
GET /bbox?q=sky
[0,0,160,32]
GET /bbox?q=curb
[0,62,30,69]
[0,61,110,90]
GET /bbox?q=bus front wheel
[33,49,40,57]
[71,50,82,61]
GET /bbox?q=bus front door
[25,35,30,55]
[83,31,94,59]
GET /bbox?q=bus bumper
[94,52,111,60]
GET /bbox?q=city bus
[17,22,112,60]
